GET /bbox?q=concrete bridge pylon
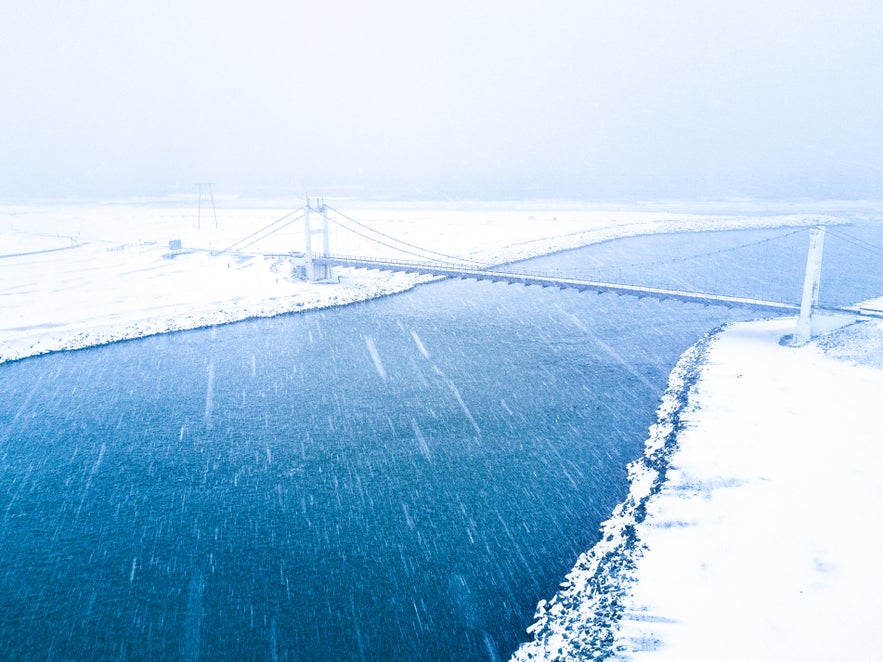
[303,197,333,282]
[794,226,826,343]
[791,225,863,344]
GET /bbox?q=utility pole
[196,183,218,230]
[794,226,826,344]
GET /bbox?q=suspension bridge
[213,200,883,341]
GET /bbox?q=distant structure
[163,239,184,260]
[196,183,218,230]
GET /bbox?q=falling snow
[0,202,881,660]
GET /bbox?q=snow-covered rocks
[513,318,883,661]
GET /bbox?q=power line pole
[196,183,218,230]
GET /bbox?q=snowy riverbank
[5,200,883,659]
[512,313,883,661]
[0,201,838,364]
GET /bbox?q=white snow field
[513,314,883,661]
[4,200,882,660]
[0,201,832,363]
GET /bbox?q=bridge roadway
[313,254,883,320]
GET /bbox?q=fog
[2,0,881,202]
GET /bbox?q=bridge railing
[314,253,813,313]
[314,253,491,273]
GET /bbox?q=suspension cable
[325,206,490,266]
[324,215,471,264]
[608,227,809,272]
[235,214,305,252]
[826,226,883,259]
[526,227,811,281]
[215,209,303,255]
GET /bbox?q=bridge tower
[303,197,333,282]
[794,226,826,344]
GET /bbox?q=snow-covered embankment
[514,314,883,661]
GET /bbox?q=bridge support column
[794,226,825,344]
[303,197,332,282]
[320,201,333,281]
[304,200,314,282]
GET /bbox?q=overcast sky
[2,0,882,202]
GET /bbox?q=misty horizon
[2,1,882,203]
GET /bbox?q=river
[0,223,881,660]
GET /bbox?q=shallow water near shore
[1,224,881,660]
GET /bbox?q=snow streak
[364,336,387,380]
[410,329,430,358]
[205,359,215,429]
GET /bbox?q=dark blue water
[1,223,881,660]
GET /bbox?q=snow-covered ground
[512,313,883,661]
[4,200,882,660]
[0,200,837,363]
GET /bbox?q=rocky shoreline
[511,327,721,660]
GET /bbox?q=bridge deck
[315,254,806,312]
[313,254,883,320]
